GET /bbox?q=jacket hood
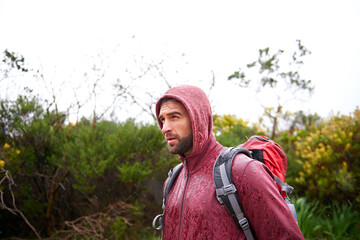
[155,85,213,157]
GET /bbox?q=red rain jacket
[156,85,304,240]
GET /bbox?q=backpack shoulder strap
[213,147,255,240]
[163,163,183,209]
[153,163,183,231]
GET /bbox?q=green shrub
[323,203,360,240]
[110,217,128,240]
[295,197,324,239]
[213,114,265,147]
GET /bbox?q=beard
[167,132,193,155]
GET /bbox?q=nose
[161,120,172,135]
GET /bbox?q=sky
[0,0,359,124]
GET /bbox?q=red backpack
[239,135,288,196]
[214,136,297,239]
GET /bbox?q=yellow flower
[345,143,351,151]
[16,150,21,155]
[0,160,5,168]
[3,143,10,150]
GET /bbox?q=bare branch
[207,70,216,98]
[126,91,156,121]
[50,200,135,240]
[152,60,172,89]
[0,169,41,239]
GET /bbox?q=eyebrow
[158,111,182,119]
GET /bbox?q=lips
[165,134,177,144]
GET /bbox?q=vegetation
[0,94,178,239]
[214,110,360,240]
[228,40,314,139]
[294,197,360,240]
[1,49,359,239]
[294,109,360,206]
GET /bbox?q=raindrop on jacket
[156,85,304,240]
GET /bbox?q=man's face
[159,100,193,156]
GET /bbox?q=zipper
[183,159,187,179]
[178,159,189,240]
[252,135,269,142]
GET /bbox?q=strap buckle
[281,183,294,195]
[239,217,250,230]
[223,184,237,195]
[215,184,237,204]
[152,214,163,231]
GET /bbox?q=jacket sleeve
[232,154,304,240]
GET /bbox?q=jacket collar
[179,134,224,175]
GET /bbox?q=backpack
[152,136,297,240]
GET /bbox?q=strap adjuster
[239,217,250,230]
[281,183,294,195]
[215,184,237,204]
[223,184,237,195]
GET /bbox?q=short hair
[158,97,180,110]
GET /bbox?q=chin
[168,146,177,154]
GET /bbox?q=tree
[1,49,28,82]
[228,40,314,138]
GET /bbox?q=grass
[294,197,360,240]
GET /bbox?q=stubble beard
[168,132,193,155]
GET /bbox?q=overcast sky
[0,0,359,123]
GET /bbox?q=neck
[179,135,223,173]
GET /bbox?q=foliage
[1,91,360,239]
[0,94,176,238]
[322,203,360,240]
[275,111,323,187]
[295,197,360,239]
[214,110,360,239]
[1,49,28,81]
[51,200,141,240]
[213,114,265,146]
[228,40,313,92]
[228,40,314,138]
[294,108,360,205]
[110,217,128,239]
[295,197,324,238]
[2,49,28,73]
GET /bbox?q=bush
[213,114,265,146]
[294,109,360,205]
[0,95,176,238]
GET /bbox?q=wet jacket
[156,85,304,240]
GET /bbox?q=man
[156,85,304,239]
